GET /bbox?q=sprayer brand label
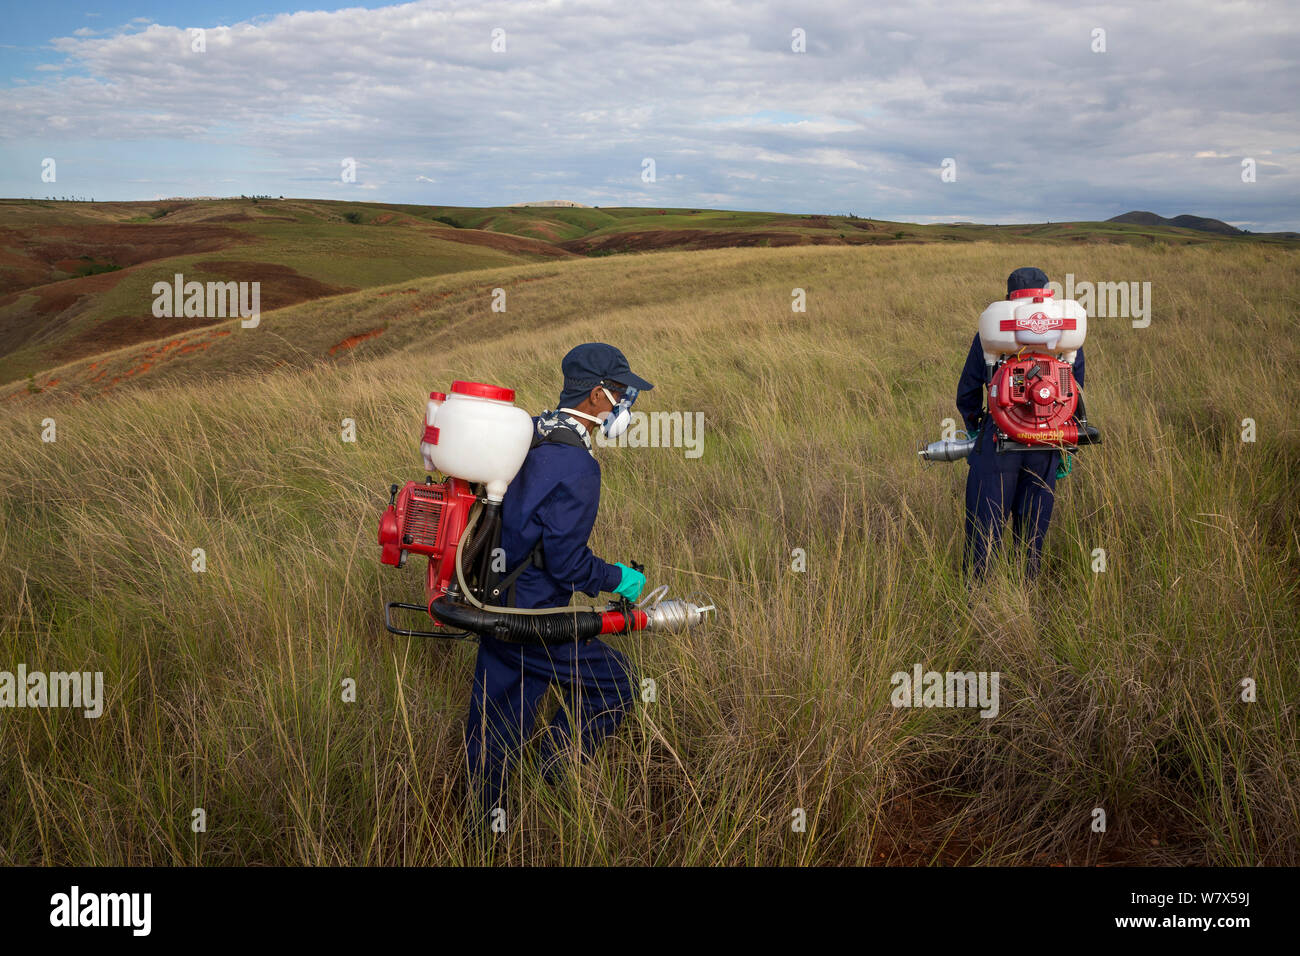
[890,665,999,718]
[0,665,104,718]
[1012,429,1066,443]
[1000,314,1076,334]
[49,886,151,936]
[1020,312,1062,334]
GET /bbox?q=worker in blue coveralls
[464,342,652,827]
[957,267,1086,579]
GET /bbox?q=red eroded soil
[428,226,576,258]
[785,216,839,229]
[0,267,134,360]
[38,261,353,365]
[329,327,384,354]
[519,221,567,242]
[6,325,239,399]
[0,246,48,291]
[100,327,235,388]
[196,212,298,223]
[53,314,225,361]
[189,260,355,307]
[0,223,247,295]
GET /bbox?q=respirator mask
[558,381,639,439]
[598,384,638,438]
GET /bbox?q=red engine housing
[988,353,1080,446]
[377,477,477,603]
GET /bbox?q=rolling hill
[1102,209,1300,238]
[5,197,1297,389]
[0,198,571,385]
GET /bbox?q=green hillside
[0,198,572,385]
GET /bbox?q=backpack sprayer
[377,380,715,643]
[919,290,1101,461]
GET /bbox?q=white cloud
[0,0,1296,227]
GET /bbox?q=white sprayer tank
[424,381,534,501]
[978,295,1087,364]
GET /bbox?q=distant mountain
[1108,210,1243,235]
[508,200,591,208]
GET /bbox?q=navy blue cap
[1007,267,1050,297]
[557,342,653,409]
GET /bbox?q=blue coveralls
[957,334,1086,579]
[463,416,635,821]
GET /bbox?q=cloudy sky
[2,0,1297,229]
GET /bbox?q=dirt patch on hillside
[88,327,236,391]
[197,212,299,224]
[53,314,227,362]
[429,226,576,258]
[0,223,248,295]
[0,247,48,291]
[520,221,567,242]
[329,327,385,354]
[786,216,842,230]
[41,261,352,364]
[25,266,129,316]
[0,267,133,361]
[191,260,354,308]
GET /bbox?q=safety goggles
[600,381,638,407]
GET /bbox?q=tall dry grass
[1,241,1297,864]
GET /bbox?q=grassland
[7,197,1295,390]
[1,238,1296,865]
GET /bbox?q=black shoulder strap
[530,425,585,450]
[489,540,543,605]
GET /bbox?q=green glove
[613,562,646,602]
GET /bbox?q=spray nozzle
[632,584,716,632]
